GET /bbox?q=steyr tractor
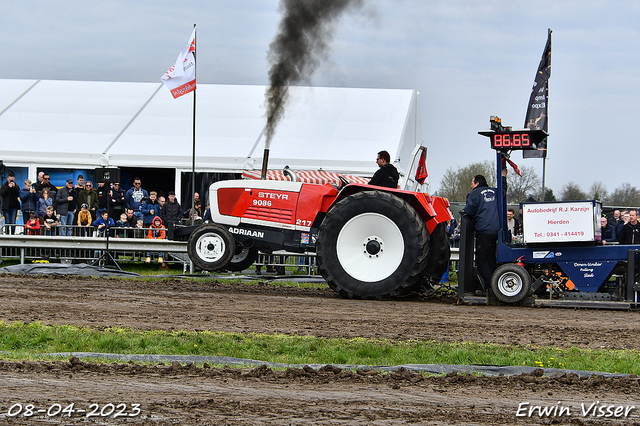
[186,177,454,299]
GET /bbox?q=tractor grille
[244,207,294,223]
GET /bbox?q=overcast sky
[2,0,639,198]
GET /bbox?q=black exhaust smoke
[261,0,364,178]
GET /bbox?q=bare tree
[506,165,540,204]
[609,183,640,206]
[589,181,608,203]
[559,181,587,201]
[438,161,494,202]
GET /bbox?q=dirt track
[1,274,640,425]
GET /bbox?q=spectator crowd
[0,171,205,242]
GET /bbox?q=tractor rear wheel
[400,221,451,294]
[316,191,429,299]
[187,224,235,271]
[225,245,259,272]
[490,263,531,303]
[423,221,451,280]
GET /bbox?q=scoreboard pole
[542,157,547,201]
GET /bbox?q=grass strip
[128,275,329,290]
[0,321,637,374]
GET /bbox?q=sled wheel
[490,263,531,303]
[423,221,451,280]
[225,245,259,272]
[317,191,429,299]
[187,224,235,271]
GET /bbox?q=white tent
[0,79,427,196]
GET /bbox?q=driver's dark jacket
[461,183,500,235]
[368,164,399,188]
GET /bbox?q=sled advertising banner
[522,200,600,244]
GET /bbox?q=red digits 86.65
[493,133,530,148]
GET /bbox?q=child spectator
[145,216,166,264]
[133,219,145,261]
[36,188,54,218]
[41,205,58,236]
[140,191,159,226]
[91,210,115,259]
[134,219,145,237]
[115,213,130,238]
[24,213,40,236]
[147,216,166,240]
[77,203,92,236]
[92,210,115,237]
[19,179,39,226]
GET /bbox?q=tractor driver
[369,150,399,188]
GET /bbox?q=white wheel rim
[196,233,227,263]
[497,272,523,297]
[336,213,404,282]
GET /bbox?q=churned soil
[1,274,640,424]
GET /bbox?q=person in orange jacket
[145,216,166,264]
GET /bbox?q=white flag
[161,28,196,99]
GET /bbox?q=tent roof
[0,79,423,178]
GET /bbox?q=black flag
[523,29,552,159]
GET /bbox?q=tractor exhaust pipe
[260,148,270,180]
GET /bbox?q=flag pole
[190,24,197,226]
[523,28,552,200]
[160,26,197,225]
[541,28,551,201]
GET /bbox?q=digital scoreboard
[478,129,548,151]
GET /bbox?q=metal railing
[0,224,188,269]
[0,223,460,276]
[253,248,460,275]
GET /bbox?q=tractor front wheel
[187,224,235,271]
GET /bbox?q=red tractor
[187,177,453,299]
